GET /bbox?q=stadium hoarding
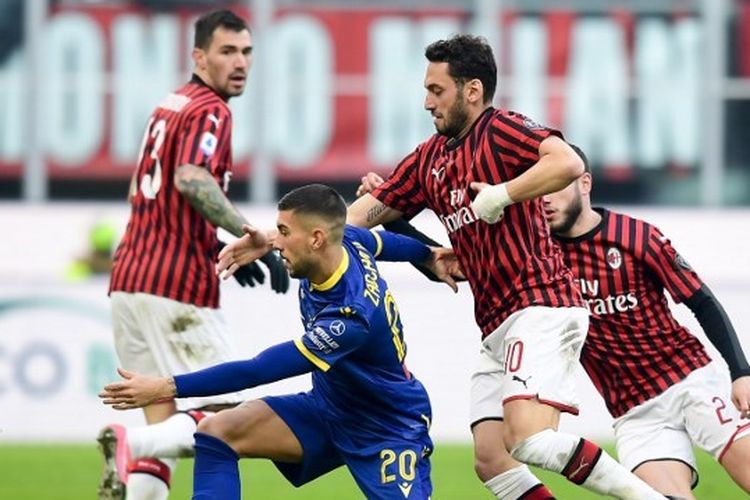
[0,3,748,202]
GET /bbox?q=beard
[551,192,583,236]
[435,95,470,138]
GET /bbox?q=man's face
[274,210,315,279]
[424,62,471,137]
[197,27,252,98]
[542,179,584,235]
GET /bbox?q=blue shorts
[263,392,432,499]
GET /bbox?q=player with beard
[543,145,750,499]
[348,34,665,499]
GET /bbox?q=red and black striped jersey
[372,108,583,337]
[554,209,711,417]
[109,75,234,308]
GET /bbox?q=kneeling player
[100,184,457,499]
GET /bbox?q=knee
[474,441,518,482]
[196,413,227,439]
[196,411,245,446]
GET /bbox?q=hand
[259,250,290,294]
[732,375,750,419]
[216,224,273,280]
[99,368,175,410]
[356,172,385,198]
[422,247,465,293]
[470,182,512,224]
[218,241,266,287]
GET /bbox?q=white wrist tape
[471,183,514,224]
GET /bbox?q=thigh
[614,396,697,487]
[261,393,344,487]
[682,363,750,460]
[129,293,245,410]
[200,399,304,462]
[470,348,505,424]
[111,292,159,375]
[498,307,588,415]
[633,460,695,499]
[345,442,432,500]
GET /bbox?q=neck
[561,206,601,238]
[310,245,345,286]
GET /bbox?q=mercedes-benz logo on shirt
[329,320,346,336]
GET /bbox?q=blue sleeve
[344,224,430,263]
[173,341,313,397]
[294,305,370,371]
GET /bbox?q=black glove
[259,250,290,294]
[217,241,266,288]
[232,261,266,288]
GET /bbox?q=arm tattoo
[178,167,247,237]
[366,202,388,223]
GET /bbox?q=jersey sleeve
[371,144,428,219]
[175,104,232,175]
[294,304,370,371]
[489,112,563,172]
[642,225,704,303]
[344,225,382,256]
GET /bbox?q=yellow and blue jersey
[293,225,433,453]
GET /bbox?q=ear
[192,47,206,70]
[310,228,327,251]
[578,172,593,196]
[464,79,484,105]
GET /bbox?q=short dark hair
[278,184,347,225]
[425,34,497,104]
[568,144,591,174]
[194,10,249,50]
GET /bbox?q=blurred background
[1,0,749,494]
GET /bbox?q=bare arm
[504,135,584,202]
[174,163,247,237]
[346,193,404,228]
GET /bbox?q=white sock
[126,457,176,500]
[129,412,211,459]
[510,429,664,500]
[484,464,552,499]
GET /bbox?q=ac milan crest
[606,247,622,269]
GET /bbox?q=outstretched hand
[423,247,465,293]
[217,224,273,280]
[732,375,750,419]
[99,368,175,410]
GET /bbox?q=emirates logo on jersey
[606,247,622,269]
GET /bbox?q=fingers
[356,173,385,197]
[443,275,458,293]
[469,181,487,192]
[117,367,134,379]
[734,393,750,419]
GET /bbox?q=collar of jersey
[310,248,349,292]
[444,106,494,151]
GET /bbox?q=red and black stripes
[110,78,233,308]
[373,107,583,337]
[557,209,711,417]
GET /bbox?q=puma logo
[569,459,589,479]
[431,166,445,181]
[512,375,531,389]
[208,114,222,128]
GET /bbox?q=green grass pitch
[0,443,746,499]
